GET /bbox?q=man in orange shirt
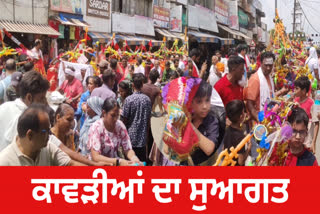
[245,52,287,122]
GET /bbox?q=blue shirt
[75,90,90,130]
[122,92,151,148]
[0,75,11,101]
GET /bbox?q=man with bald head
[0,59,16,103]
[151,60,162,76]
[208,55,220,87]
[0,104,76,166]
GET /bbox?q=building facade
[0,0,269,54]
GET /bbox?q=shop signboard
[50,0,82,14]
[228,0,239,30]
[170,5,182,32]
[188,5,198,29]
[112,13,154,36]
[153,6,170,29]
[135,15,155,36]
[86,0,111,19]
[112,13,135,34]
[238,8,249,29]
[214,0,229,25]
[188,4,218,33]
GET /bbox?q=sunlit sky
[260,0,320,38]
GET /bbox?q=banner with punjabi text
[0,167,319,213]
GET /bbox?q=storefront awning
[218,24,251,40]
[155,28,184,41]
[117,34,162,47]
[69,18,89,28]
[88,32,113,43]
[237,31,251,40]
[117,34,142,46]
[218,24,242,40]
[216,37,235,45]
[0,20,60,36]
[188,30,220,43]
[135,35,163,47]
[52,14,90,28]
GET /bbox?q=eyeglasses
[292,129,307,137]
[40,129,52,135]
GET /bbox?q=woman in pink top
[87,98,142,166]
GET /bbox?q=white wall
[15,0,33,23]
[0,0,14,21]
[33,0,49,24]
[82,0,112,33]
[0,0,48,24]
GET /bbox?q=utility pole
[13,0,15,22]
[293,0,297,40]
[275,0,277,15]
[32,0,34,24]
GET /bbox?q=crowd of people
[0,38,318,166]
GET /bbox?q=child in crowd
[285,107,318,166]
[223,100,252,166]
[149,79,220,166]
[191,80,220,165]
[294,76,319,153]
[249,57,256,77]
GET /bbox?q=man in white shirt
[31,39,44,60]
[306,47,319,83]
[208,56,221,87]
[0,71,49,151]
[237,44,250,86]
[134,57,145,75]
[176,54,186,72]
[215,50,228,74]
[152,60,162,75]
[0,104,76,166]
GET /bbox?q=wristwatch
[116,158,120,166]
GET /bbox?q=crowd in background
[0,39,318,166]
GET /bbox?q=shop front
[112,12,162,51]
[0,20,61,69]
[48,0,91,60]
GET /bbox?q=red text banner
[0,167,319,213]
